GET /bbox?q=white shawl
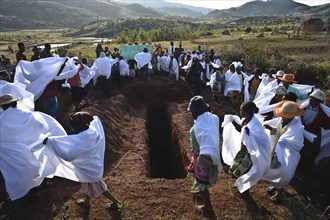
[223,70,234,96]
[227,71,248,93]
[14,57,68,100]
[134,52,151,70]
[194,112,222,172]
[0,81,35,113]
[159,55,170,72]
[243,74,255,102]
[221,115,271,193]
[262,117,304,188]
[0,108,67,200]
[255,73,272,100]
[47,116,105,183]
[92,57,113,83]
[79,64,96,88]
[170,58,179,80]
[0,115,105,200]
[119,59,129,76]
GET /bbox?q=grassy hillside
[0,0,162,31]
[62,18,218,38]
[205,0,328,19]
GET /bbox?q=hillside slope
[0,0,161,31]
[206,0,325,18]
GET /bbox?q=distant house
[302,18,324,33]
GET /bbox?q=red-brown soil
[0,75,329,220]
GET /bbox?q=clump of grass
[117,200,128,212]
[281,191,326,220]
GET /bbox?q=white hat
[232,61,243,69]
[310,90,325,102]
[276,70,285,77]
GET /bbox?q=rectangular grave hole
[146,102,186,179]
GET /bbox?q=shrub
[244,27,252,33]
[222,30,230,35]
[287,60,327,87]
[219,45,245,65]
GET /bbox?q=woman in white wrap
[263,100,304,202]
[46,112,122,210]
[229,101,271,198]
[186,96,222,212]
[0,94,67,200]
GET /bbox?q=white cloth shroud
[134,52,152,70]
[221,115,271,193]
[194,112,223,172]
[0,81,35,113]
[14,57,79,100]
[0,111,105,200]
[47,116,106,183]
[0,108,67,200]
[91,57,114,84]
[79,64,96,88]
[227,71,248,93]
[262,117,304,188]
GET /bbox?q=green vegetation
[1,19,329,90]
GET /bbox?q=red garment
[68,65,84,87]
[16,52,27,63]
[304,108,330,135]
[300,107,330,168]
[41,80,59,98]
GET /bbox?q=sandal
[266,186,277,195]
[76,199,91,209]
[105,202,118,211]
[235,190,250,199]
[190,189,200,194]
[270,192,282,203]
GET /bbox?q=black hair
[45,43,51,50]
[242,101,259,114]
[1,101,17,111]
[69,111,93,133]
[283,92,298,102]
[81,58,87,64]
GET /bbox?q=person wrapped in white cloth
[186,96,222,212]
[222,101,271,198]
[0,94,67,200]
[134,48,152,80]
[262,100,305,202]
[45,112,123,210]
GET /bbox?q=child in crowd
[47,112,123,210]
[70,112,122,209]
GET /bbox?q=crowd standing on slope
[0,40,329,214]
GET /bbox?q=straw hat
[187,96,209,113]
[274,100,304,119]
[0,94,20,106]
[279,73,297,83]
[310,90,325,102]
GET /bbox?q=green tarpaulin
[120,45,153,60]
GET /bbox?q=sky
[165,0,329,10]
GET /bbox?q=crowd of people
[0,40,329,214]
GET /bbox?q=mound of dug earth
[0,76,329,219]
